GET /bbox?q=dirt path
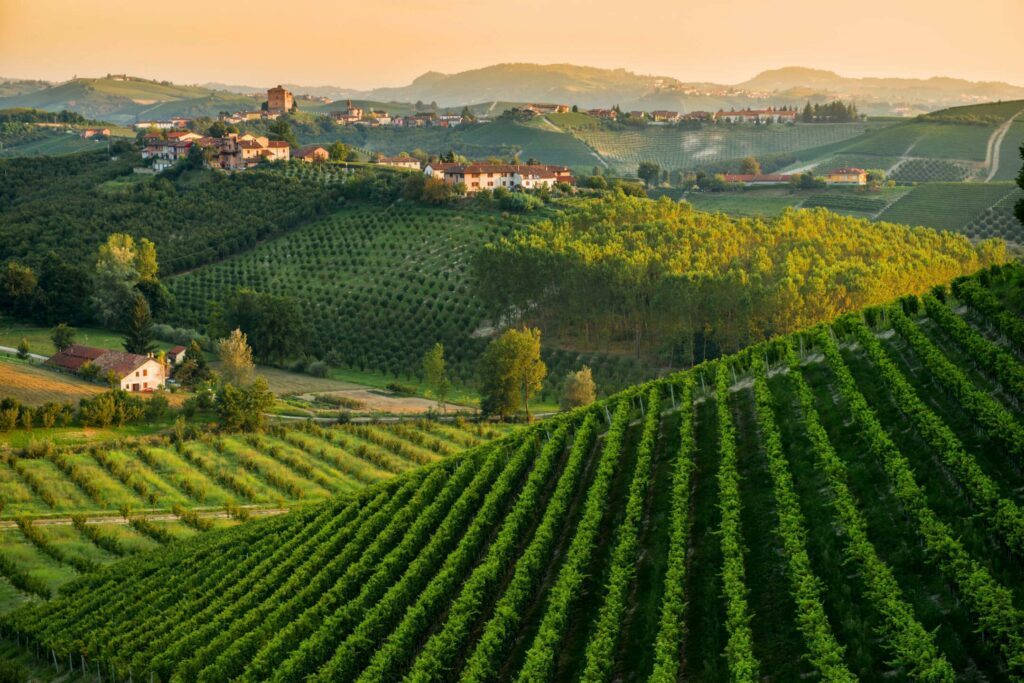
[0,507,289,529]
[985,109,1024,182]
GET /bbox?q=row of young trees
[475,194,1007,367]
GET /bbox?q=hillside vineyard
[4,265,1023,680]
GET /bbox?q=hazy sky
[2,0,1022,88]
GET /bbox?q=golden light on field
[0,0,1021,87]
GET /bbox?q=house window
[143,368,148,377]
[144,382,148,389]
[135,371,140,377]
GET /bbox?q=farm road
[985,109,1024,181]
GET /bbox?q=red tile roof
[46,345,106,372]
[91,351,153,378]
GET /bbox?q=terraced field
[0,419,510,611]
[576,122,879,173]
[6,264,1024,680]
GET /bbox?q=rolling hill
[0,77,260,124]
[0,419,511,613]
[5,263,1024,680]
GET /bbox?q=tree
[207,121,228,138]
[422,343,451,413]
[478,327,547,420]
[51,323,76,352]
[174,339,210,385]
[637,161,661,187]
[216,377,274,432]
[93,233,143,328]
[802,101,814,123]
[217,289,304,364]
[1016,142,1024,227]
[328,142,351,161]
[460,106,476,123]
[740,157,761,175]
[561,365,596,409]
[123,293,156,355]
[16,338,29,360]
[218,328,255,387]
[268,120,297,147]
[0,261,37,317]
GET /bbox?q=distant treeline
[0,108,89,124]
[802,101,860,123]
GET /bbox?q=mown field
[0,419,510,613]
[0,358,103,406]
[0,133,106,158]
[7,264,1024,681]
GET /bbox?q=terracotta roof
[91,351,153,377]
[46,345,106,372]
[266,140,290,148]
[169,345,186,354]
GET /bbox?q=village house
[266,86,295,114]
[294,145,330,162]
[47,345,166,393]
[143,132,290,171]
[167,346,187,366]
[649,111,681,124]
[587,108,618,120]
[437,113,464,126]
[377,155,421,169]
[80,128,111,139]
[331,100,364,125]
[133,118,189,130]
[823,167,869,185]
[525,103,570,115]
[427,163,573,193]
[715,107,798,124]
[681,111,713,122]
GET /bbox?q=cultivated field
[7,265,1024,680]
[877,181,1019,233]
[0,419,511,611]
[0,359,103,406]
[576,122,881,173]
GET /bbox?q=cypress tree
[123,293,156,355]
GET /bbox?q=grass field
[0,419,512,612]
[0,133,106,158]
[994,119,1024,181]
[8,264,1024,680]
[0,318,179,359]
[576,122,883,173]
[840,120,995,161]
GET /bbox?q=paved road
[0,346,48,362]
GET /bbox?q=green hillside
[0,420,510,611]
[7,264,1024,680]
[0,77,260,123]
[575,122,884,174]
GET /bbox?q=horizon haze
[1,0,1022,89]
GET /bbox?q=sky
[1,0,1022,89]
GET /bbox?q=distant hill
[0,77,51,99]
[740,66,1024,106]
[0,76,260,123]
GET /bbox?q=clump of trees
[422,343,451,413]
[561,365,596,409]
[478,327,547,420]
[475,194,1007,367]
[801,101,860,123]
